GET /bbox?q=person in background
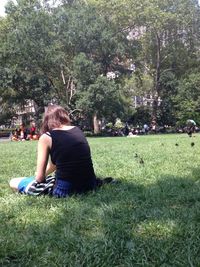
[11,129,19,141]
[11,124,27,141]
[143,123,149,134]
[151,120,157,134]
[27,121,39,140]
[124,123,130,136]
[19,123,28,141]
[186,119,196,137]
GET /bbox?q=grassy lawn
[0,134,200,266]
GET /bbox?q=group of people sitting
[11,122,39,141]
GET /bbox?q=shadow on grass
[1,170,200,266]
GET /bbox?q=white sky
[0,0,9,16]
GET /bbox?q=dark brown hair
[41,105,71,134]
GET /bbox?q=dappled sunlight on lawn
[0,134,200,266]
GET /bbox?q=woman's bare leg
[9,177,25,191]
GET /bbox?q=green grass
[0,134,200,266]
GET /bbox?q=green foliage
[0,0,55,124]
[129,106,152,126]
[76,76,123,121]
[1,0,200,127]
[120,0,200,123]
[114,118,124,129]
[0,104,15,126]
[158,71,178,125]
[65,4,128,73]
[124,73,154,97]
[175,73,200,125]
[73,53,99,89]
[0,0,131,127]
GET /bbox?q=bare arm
[35,134,51,183]
[45,158,56,176]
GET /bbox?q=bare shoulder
[39,133,51,146]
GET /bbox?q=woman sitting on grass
[10,105,110,197]
[26,121,39,140]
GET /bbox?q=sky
[0,0,8,16]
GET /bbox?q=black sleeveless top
[48,127,96,189]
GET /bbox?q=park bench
[0,131,11,138]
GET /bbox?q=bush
[83,131,94,137]
[83,131,110,137]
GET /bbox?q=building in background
[12,100,35,126]
[133,95,162,108]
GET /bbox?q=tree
[0,1,56,123]
[135,0,200,122]
[157,71,178,126]
[66,5,131,131]
[99,0,200,124]
[175,73,200,125]
[76,76,123,133]
[0,1,131,127]
[1,0,200,128]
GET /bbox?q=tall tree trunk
[93,113,100,134]
[33,101,45,128]
[152,32,161,123]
